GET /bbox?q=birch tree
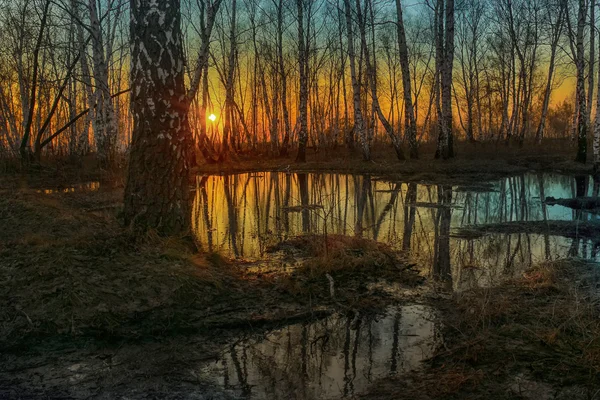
[437,0,455,159]
[395,0,419,158]
[296,0,309,162]
[124,0,192,233]
[343,0,370,161]
[88,0,117,166]
[535,0,565,143]
[359,0,405,160]
[574,0,588,163]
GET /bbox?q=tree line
[2,0,600,231]
[2,0,600,165]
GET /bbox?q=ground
[0,142,599,399]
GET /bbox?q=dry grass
[0,188,257,349]
[362,259,600,399]
[268,234,423,306]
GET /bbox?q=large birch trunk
[124,0,192,233]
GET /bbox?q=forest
[1,0,600,399]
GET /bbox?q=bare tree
[343,0,370,161]
[296,0,310,162]
[535,0,565,143]
[573,0,588,163]
[439,0,455,159]
[395,0,419,158]
[19,0,50,163]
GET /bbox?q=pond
[192,171,600,291]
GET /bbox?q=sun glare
[208,114,217,122]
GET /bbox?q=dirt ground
[1,146,599,399]
[0,174,423,399]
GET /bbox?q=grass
[268,234,423,307]
[362,259,600,399]
[0,186,421,351]
[0,188,267,350]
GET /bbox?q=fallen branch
[545,196,600,212]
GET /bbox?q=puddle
[198,305,440,399]
[192,172,600,291]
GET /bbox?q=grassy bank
[363,260,600,400]
[196,140,594,185]
[0,183,426,397]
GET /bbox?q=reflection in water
[433,185,453,283]
[199,305,439,400]
[192,172,600,290]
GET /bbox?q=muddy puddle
[198,305,440,400]
[192,172,600,291]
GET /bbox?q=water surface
[192,172,600,291]
[199,305,439,400]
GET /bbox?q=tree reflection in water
[199,305,439,400]
[192,172,600,291]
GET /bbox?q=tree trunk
[576,0,588,163]
[395,0,418,159]
[296,0,309,162]
[343,0,370,161]
[588,0,596,129]
[594,1,600,172]
[360,0,405,160]
[441,0,455,159]
[536,5,563,143]
[124,0,192,233]
[20,0,50,164]
[222,0,237,155]
[88,0,116,167]
[278,0,292,157]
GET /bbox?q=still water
[199,305,439,400]
[192,172,600,291]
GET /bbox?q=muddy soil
[0,179,424,399]
[1,153,600,399]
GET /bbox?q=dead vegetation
[0,184,419,358]
[362,259,600,400]
[0,188,259,349]
[267,234,423,307]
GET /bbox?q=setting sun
[208,114,217,122]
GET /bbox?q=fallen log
[453,220,600,240]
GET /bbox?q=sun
[208,114,217,122]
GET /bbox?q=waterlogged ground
[192,172,600,291]
[199,305,440,400]
[2,169,599,399]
